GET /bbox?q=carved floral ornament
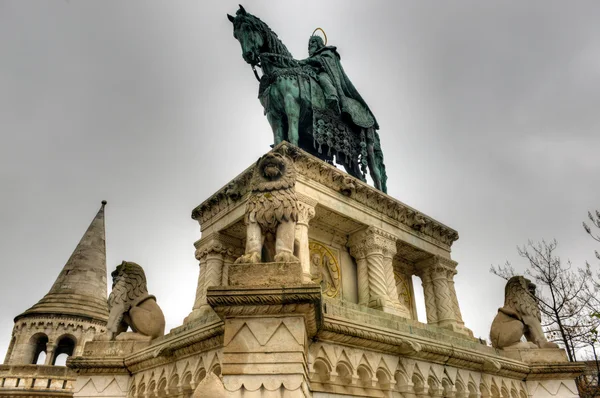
[308,240,341,298]
[191,144,459,247]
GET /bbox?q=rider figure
[302,34,378,131]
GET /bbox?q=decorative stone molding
[207,285,320,397]
[207,285,322,337]
[191,143,459,248]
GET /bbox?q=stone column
[416,256,472,336]
[295,197,316,283]
[44,342,56,365]
[418,269,438,325]
[349,227,408,316]
[185,234,238,324]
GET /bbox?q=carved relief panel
[394,270,417,320]
[308,240,341,298]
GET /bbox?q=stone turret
[3,201,109,366]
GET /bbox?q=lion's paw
[235,252,261,264]
[274,251,300,263]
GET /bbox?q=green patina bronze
[228,5,387,193]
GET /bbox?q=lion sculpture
[490,275,558,349]
[99,261,166,341]
[235,152,299,264]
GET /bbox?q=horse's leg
[267,112,284,145]
[283,80,300,146]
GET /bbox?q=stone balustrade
[0,364,75,396]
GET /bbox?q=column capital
[348,226,397,259]
[296,201,316,226]
[194,233,241,261]
[416,255,457,277]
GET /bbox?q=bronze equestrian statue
[228,5,387,192]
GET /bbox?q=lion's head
[108,261,149,312]
[504,275,540,321]
[252,152,296,192]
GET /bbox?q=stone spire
[15,201,109,323]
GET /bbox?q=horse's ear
[238,4,247,14]
[227,14,235,23]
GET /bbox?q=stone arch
[480,382,490,398]
[137,382,146,398]
[376,367,393,390]
[442,377,453,397]
[490,383,500,398]
[467,381,479,398]
[180,372,193,397]
[455,378,466,397]
[52,334,77,366]
[210,363,221,376]
[147,380,157,398]
[412,372,426,395]
[128,383,136,398]
[357,364,373,388]
[335,361,353,385]
[168,373,180,396]
[194,366,207,385]
[519,388,527,398]
[156,377,167,398]
[428,375,441,397]
[312,358,331,382]
[28,333,49,365]
[394,369,410,392]
[500,385,510,398]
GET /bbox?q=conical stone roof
[15,201,109,323]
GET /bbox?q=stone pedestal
[207,283,321,397]
[68,341,150,398]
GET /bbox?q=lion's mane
[502,275,540,322]
[108,261,150,313]
[245,152,298,233]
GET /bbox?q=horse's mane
[235,12,293,58]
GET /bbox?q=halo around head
[311,27,327,45]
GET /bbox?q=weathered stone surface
[97,262,165,342]
[503,347,569,364]
[490,276,559,350]
[228,262,302,286]
[235,152,300,265]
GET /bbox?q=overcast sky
[1,1,599,360]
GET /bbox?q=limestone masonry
[0,144,584,397]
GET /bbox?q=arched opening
[52,335,76,366]
[312,359,331,383]
[336,362,353,385]
[28,333,48,365]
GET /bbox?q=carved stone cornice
[348,226,397,259]
[207,285,322,337]
[191,143,459,248]
[191,168,254,225]
[318,299,581,380]
[123,321,224,373]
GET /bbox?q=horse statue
[227,5,388,193]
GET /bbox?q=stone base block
[503,347,568,364]
[228,261,302,286]
[81,340,152,359]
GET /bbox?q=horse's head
[228,5,265,66]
